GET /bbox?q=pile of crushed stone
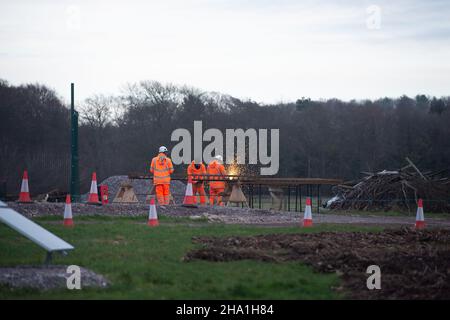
[184,228,450,299]
[94,175,186,204]
[0,265,109,291]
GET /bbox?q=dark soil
[184,227,450,299]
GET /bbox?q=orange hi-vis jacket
[187,161,206,184]
[150,153,174,185]
[207,160,226,189]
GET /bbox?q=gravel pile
[94,175,186,204]
[0,265,109,290]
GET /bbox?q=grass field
[0,215,381,299]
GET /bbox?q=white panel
[0,204,74,252]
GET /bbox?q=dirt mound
[184,228,450,299]
[0,265,109,291]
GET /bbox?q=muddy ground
[184,228,450,299]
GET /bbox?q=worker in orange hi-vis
[207,155,226,206]
[150,146,174,206]
[187,159,207,205]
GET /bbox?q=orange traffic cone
[183,176,197,208]
[147,196,159,227]
[63,194,74,227]
[18,170,32,203]
[415,198,425,229]
[87,172,100,204]
[302,197,313,227]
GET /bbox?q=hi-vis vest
[150,153,174,185]
[207,160,226,189]
[187,161,206,183]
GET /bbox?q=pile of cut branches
[330,158,450,213]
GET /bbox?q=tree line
[1,79,449,195]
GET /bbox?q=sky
[1,0,450,104]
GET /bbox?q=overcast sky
[1,0,449,104]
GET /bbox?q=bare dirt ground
[0,265,109,290]
[7,202,450,228]
[184,228,450,299]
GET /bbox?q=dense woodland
[1,79,449,195]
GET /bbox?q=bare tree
[80,94,118,128]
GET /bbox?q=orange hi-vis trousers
[155,184,170,205]
[192,183,206,205]
[209,188,225,206]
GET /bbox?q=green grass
[0,215,380,299]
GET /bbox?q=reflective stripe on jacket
[207,160,226,189]
[150,153,174,185]
[187,161,206,183]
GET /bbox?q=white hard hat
[214,155,223,162]
[159,146,168,153]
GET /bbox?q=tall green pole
[70,83,80,202]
